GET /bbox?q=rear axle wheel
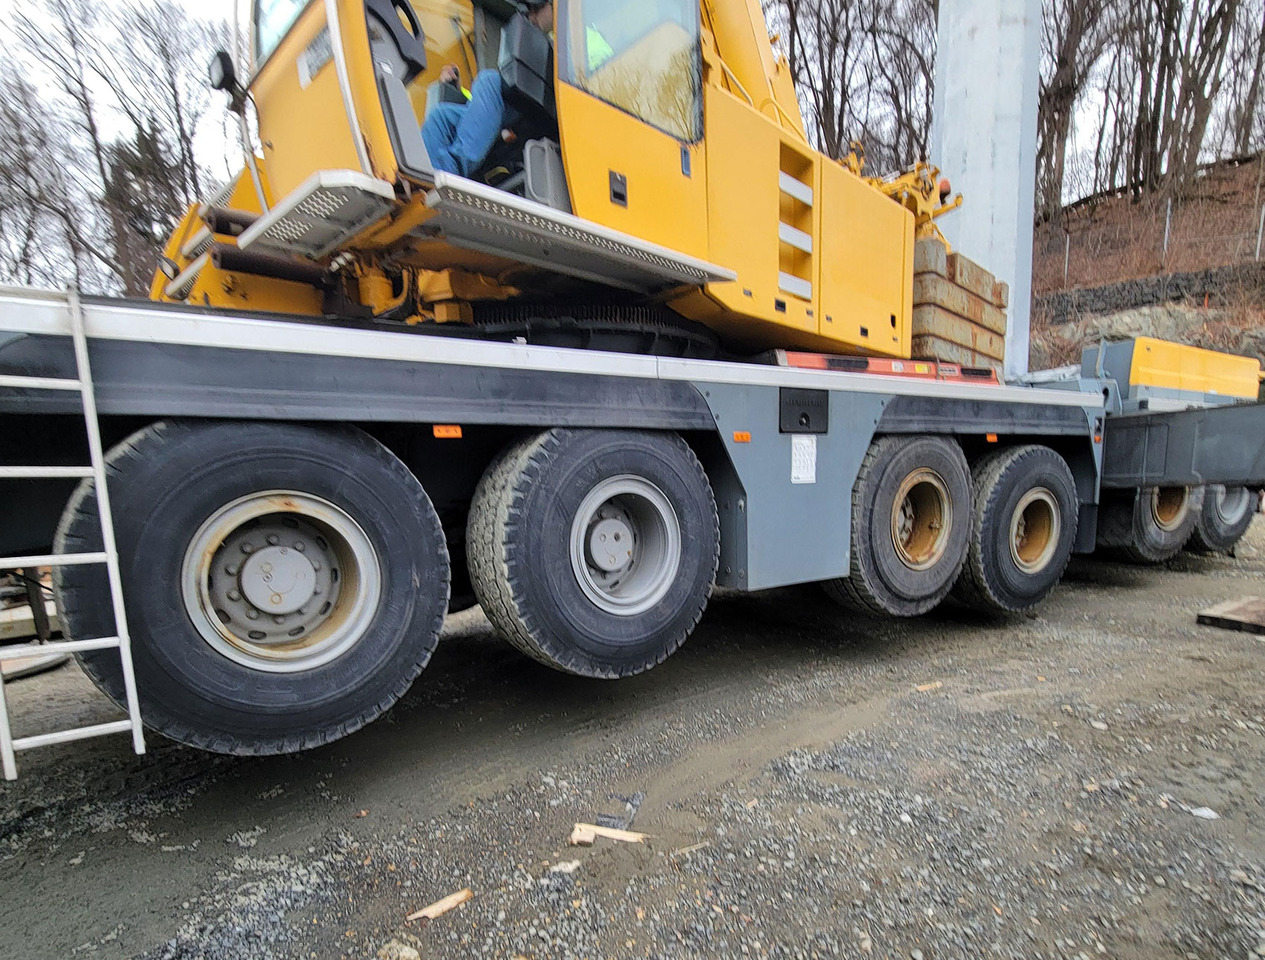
[825,435,971,617]
[953,445,1079,613]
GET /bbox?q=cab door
[554,0,709,259]
[249,0,475,201]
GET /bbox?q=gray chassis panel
[0,334,714,429]
[1102,403,1265,488]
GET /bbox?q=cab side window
[558,0,703,143]
[254,0,312,65]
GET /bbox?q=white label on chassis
[791,435,817,485]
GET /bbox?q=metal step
[0,375,82,391]
[237,169,397,260]
[425,173,737,294]
[0,553,109,568]
[0,466,94,479]
[0,637,122,658]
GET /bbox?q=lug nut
[267,535,280,545]
[241,543,254,554]
[225,564,239,576]
[294,542,306,552]
[273,616,286,625]
[246,610,260,621]
[228,590,241,602]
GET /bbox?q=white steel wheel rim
[181,491,382,673]
[1009,487,1060,575]
[1211,485,1250,525]
[569,475,682,617]
[890,468,952,571]
[1150,486,1190,533]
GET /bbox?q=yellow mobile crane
[0,0,1259,771]
[155,0,955,358]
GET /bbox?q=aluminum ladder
[0,290,145,779]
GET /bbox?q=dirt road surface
[2,521,1263,960]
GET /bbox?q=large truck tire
[467,429,719,679]
[53,420,450,755]
[1187,485,1259,554]
[824,435,971,617]
[952,445,1079,613]
[1096,485,1203,564]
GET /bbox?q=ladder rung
[0,375,83,392]
[0,552,109,569]
[0,637,120,660]
[13,719,134,753]
[0,466,94,479]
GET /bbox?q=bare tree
[1036,0,1112,218]
[0,0,229,295]
[764,0,935,168]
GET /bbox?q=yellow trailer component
[1129,337,1262,401]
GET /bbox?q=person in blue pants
[422,1,554,179]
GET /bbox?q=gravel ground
[0,519,1262,960]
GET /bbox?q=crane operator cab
[155,0,920,362]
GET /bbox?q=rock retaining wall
[1036,261,1265,324]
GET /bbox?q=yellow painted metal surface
[251,2,364,200]
[557,83,709,260]
[693,88,812,339]
[816,160,912,358]
[702,0,806,141]
[1129,337,1262,400]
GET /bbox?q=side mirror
[209,50,238,93]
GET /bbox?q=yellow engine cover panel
[701,89,814,338]
[1129,337,1262,400]
[816,161,912,358]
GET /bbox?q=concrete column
[930,0,1042,378]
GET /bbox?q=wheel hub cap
[586,516,634,573]
[569,476,682,618]
[181,492,381,672]
[1009,488,1060,574]
[1151,487,1190,532]
[239,545,317,614]
[890,468,952,571]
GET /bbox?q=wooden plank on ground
[0,601,59,643]
[1197,597,1265,636]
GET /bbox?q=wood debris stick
[916,681,943,692]
[1197,597,1265,636]
[670,841,711,858]
[569,823,649,846]
[745,799,759,809]
[406,888,473,922]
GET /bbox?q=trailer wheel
[952,445,1078,613]
[53,421,449,755]
[1187,485,1259,554]
[467,429,718,678]
[825,435,971,617]
[1096,485,1203,564]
